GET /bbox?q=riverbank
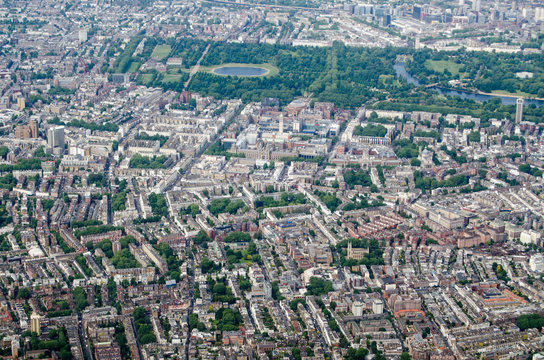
[434,85,544,103]
[394,62,544,107]
[482,90,544,101]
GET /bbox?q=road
[184,44,211,90]
[382,293,406,351]
[184,244,195,360]
[203,0,337,12]
[78,317,92,360]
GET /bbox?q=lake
[393,63,544,107]
[213,66,268,76]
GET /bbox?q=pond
[213,66,268,77]
[394,63,544,107]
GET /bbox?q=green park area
[151,44,171,59]
[408,49,544,98]
[128,37,404,107]
[109,36,544,122]
[424,60,465,77]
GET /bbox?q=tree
[17,287,31,299]
[148,193,168,217]
[188,313,199,330]
[0,146,9,159]
[306,277,333,296]
[353,124,387,137]
[201,257,220,274]
[73,287,89,311]
[223,232,251,243]
[517,314,544,331]
[194,230,211,245]
[133,307,156,344]
[215,308,242,331]
[345,347,369,360]
[468,131,480,143]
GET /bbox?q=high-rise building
[516,98,524,123]
[30,313,41,335]
[47,126,65,149]
[379,14,392,26]
[29,120,38,138]
[536,7,544,22]
[180,90,192,103]
[413,5,422,20]
[372,299,384,314]
[529,254,544,272]
[17,97,25,110]
[79,29,87,43]
[11,340,19,359]
[112,240,121,254]
[472,0,481,11]
[352,302,364,316]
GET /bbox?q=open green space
[127,61,141,73]
[162,73,184,83]
[138,73,154,85]
[136,70,189,90]
[378,74,401,88]
[424,60,464,76]
[151,44,171,59]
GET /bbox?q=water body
[393,63,544,107]
[213,66,268,76]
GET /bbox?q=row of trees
[48,117,118,132]
[413,171,469,191]
[148,193,168,217]
[254,192,306,210]
[208,198,246,216]
[353,124,388,137]
[129,154,168,169]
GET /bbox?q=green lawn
[162,74,183,83]
[138,74,154,85]
[424,60,464,76]
[151,44,172,59]
[127,62,141,73]
[379,74,401,87]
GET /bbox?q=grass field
[151,44,171,59]
[127,62,141,73]
[198,63,280,77]
[138,74,154,85]
[162,74,183,83]
[378,74,401,87]
[424,60,464,76]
